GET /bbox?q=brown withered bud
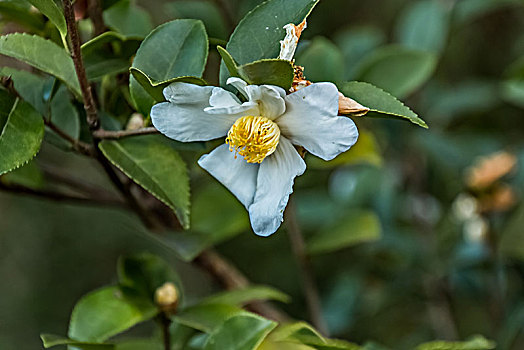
[338,93,370,117]
[154,282,179,314]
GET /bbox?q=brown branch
[92,127,159,140]
[285,198,329,335]
[0,181,126,207]
[44,119,96,156]
[63,0,99,130]
[86,0,106,36]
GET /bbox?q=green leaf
[296,36,344,83]
[217,45,240,78]
[26,0,67,36]
[202,286,290,306]
[220,0,319,84]
[114,339,163,350]
[340,81,428,128]
[395,0,449,53]
[40,334,113,350]
[165,0,228,39]
[0,66,48,114]
[0,93,45,176]
[415,335,496,350]
[68,286,157,342]
[238,59,294,89]
[130,68,207,102]
[0,1,45,32]
[258,340,317,350]
[204,314,277,350]
[0,33,81,98]
[334,26,385,80]
[500,204,524,260]
[117,253,183,303]
[354,45,437,99]
[453,0,521,24]
[175,304,249,333]
[81,31,141,80]
[103,0,152,38]
[46,86,80,150]
[99,135,190,229]
[270,322,325,344]
[130,19,208,115]
[307,210,381,255]
[307,130,382,169]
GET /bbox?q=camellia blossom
[151,77,359,236]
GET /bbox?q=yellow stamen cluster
[226,116,280,163]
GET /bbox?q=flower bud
[154,282,179,314]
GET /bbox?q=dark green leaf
[296,36,344,83]
[117,252,182,303]
[217,45,240,78]
[26,0,67,36]
[416,335,495,350]
[307,210,381,255]
[99,135,190,229]
[68,286,157,342]
[0,1,45,32]
[0,66,47,114]
[1,160,44,189]
[175,304,249,333]
[354,45,437,99]
[114,339,163,350]
[130,68,207,102]
[46,87,80,150]
[40,333,113,349]
[165,0,228,39]
[103,0,153,38]
[130,19,208,115]
[238,59,294,89]
[202,285,290,306]
[204,314,277,350]
[220,0,319,84]
[0,33,81,98]
[395,0,449,53]
[340,81,428,128]
[0,93,45,176]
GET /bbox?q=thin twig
[158,313,171,350]
[86,0,106,36]
[0,181,126,207]
[92,127,159,140]
[285,198,329,335]
[63,0,99,130]
[44,119,96,156]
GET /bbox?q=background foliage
[1,0,524,349]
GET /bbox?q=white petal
[226,77,249,100]
[198,144,259,208]
[209,87,241,107]
[204,101,259,116]
[248,137,306,236]
[151,83,238,142]
[245,84,286,119]
[277,83,359,160]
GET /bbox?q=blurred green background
[1,0,524,349]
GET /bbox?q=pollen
[226,116,281,163]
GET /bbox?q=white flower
[151,77,359,236]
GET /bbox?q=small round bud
[126,113,145,131]
[154,282,179,314]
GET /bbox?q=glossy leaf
[175,304,249,333]
[0,66,47,114]
[1,160,44,189]
[103,0,153,38]
[355,45,437,99]
[115,339,163,350]
[395,0,449,53]
[0,93,45,176]
[340,81,428,128]
[270,322,325,343]
[204,314,277,350]
[26,0,67,36]
[0,33,81,98]
[307,210,381,255]
[40,333,113,349]
[220,0,319,84]
[238,59,294,89]
[68,286,157,342]
[117,253,182,303]
[415,335,495,350]
[296,36,344,83]
[202,285,290,306]
[130,19,208,115]
[46,87,80,150]
[99,135,190,229]
[130,68,207,102]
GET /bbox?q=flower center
[226,116,280,163]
